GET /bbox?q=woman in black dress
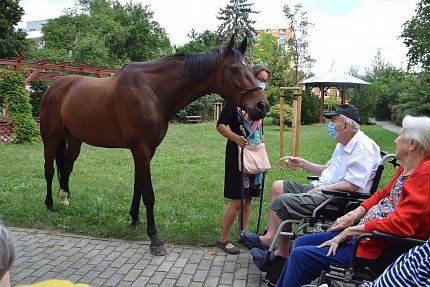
[216,66,271,254]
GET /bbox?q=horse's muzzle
[248,100,270,120]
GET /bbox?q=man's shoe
[240,230,269,250]
[250,247,276,272]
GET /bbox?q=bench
[185,115,202,123]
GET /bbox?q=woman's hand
[328,213,356,232]
[235,135,248,148]
[317,225,365,256]
[328,206,367,232]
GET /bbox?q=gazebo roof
[302,70,369,88]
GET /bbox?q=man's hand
[307,186,324,194]
[281,156,302,168]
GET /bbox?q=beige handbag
[238,143,271,174]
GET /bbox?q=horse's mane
[116,48,243,79]
[172,48,243,79]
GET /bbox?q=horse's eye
[231,67,240,74]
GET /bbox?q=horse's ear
[237,36,247,55]
[223,34,236,57]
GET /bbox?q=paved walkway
[10,227,265,287]
[375,121,401,134]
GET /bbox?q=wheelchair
[264,153,399,286]
[309,231,426,287]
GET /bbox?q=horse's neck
[145,60,219,119]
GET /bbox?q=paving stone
[9,228,265,287]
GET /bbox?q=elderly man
[241,104,381,271]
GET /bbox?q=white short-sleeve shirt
[313,130,381,193]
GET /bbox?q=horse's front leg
[131,147,167,256]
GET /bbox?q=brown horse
[40,35,269,255]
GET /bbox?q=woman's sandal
[217,239,240,254]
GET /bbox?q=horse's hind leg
[43,135,64,211]
[58,134,82,205]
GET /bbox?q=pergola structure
[302,70,369,123]
[0,54,119,86]
[0,55,120,142]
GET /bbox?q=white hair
[0,222,15,281]
[339,114,360,130]
[402,115,430,155]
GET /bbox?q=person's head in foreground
[0,222,15,287]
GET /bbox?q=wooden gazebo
[302,70,369,123]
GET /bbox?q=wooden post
[279,89,285,167]
[213,101,222,125]
[291,91,302,157]
[280,87,303,166]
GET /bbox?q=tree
[252,31,291,105]
[283,4,315,84]
[173,30,220,123]
[401,0,430,71]
[28,0,172,67]
[175,30,218,54]
[0,0,30,58]
[216,0,258,46]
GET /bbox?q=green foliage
[401,0,430,71]
[252,32,293,105]
[0,0,30,58]
[175,30,218,53]
[267,103,293,127]
[0,68,40,143]
[215,0,258,47]
[349,86,376,124]
[391,73,430,125]
[28,79,50,116]
[28,0,172,67]
[300,89,319,124]
[171,95,218,123]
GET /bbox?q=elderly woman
[275,115,430,287]
[0,222,15,287]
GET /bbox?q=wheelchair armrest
[371,231,426,246]
[307,175,319,181]
[322,188,371,200]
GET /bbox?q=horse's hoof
[59,190,69,205]
[46,206,55,212]
[150,244,167,256]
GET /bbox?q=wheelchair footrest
[264,256,288,286]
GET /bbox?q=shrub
[0,68,40,143]
[267,103,293,127]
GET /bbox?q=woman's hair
[0,222,15,280]
[252,65,271,80]
[402,115,430,155]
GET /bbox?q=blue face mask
[327,121,339,140]
[258,82,266,91]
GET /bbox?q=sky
[18,0,419,75]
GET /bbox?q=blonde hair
[402,115,430,155]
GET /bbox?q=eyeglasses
[257,77,268,83]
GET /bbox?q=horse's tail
[55,138,67,183]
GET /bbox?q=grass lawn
[0,121,399,247]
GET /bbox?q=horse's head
[219,35,270,120]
